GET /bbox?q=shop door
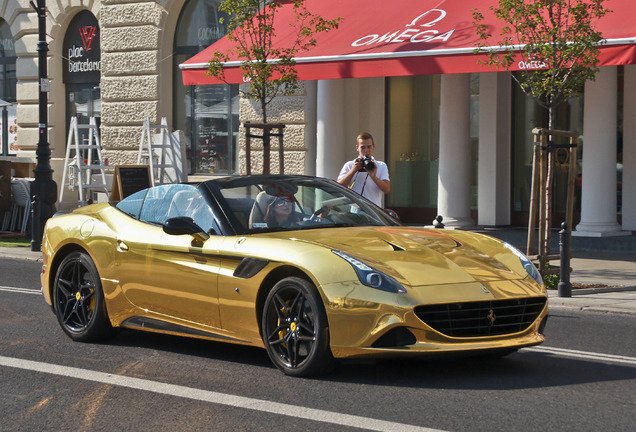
[63,10,101,149]
[66,84,101,143]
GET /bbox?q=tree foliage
[208,0,341,123]
[473,0,610,128]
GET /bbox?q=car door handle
[118,240,129,251]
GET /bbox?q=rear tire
[52,251,113,342]
[262,277,335,376]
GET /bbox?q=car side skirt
[121,316,250,344]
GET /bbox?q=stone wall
[100,0,164,165]
[7,0,310,178]
[238,83,308,175]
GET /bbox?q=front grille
[414,297,547,338]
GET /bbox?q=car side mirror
[163,217,211,242]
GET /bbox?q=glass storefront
[510,77,585,225]
[386,72,624,227]
[617,67,624,217]
[0,18,16,156]
[386,74,479,223]
[174,0,239,176]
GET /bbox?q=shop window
[386,74,479,223]
[0,18,17,156]
[174,0,239,176]
[387,75,441,212]
[511,78,584,224]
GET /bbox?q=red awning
[180,0,636,85]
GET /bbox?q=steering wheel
[308,207,334,224]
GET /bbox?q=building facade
[0,0,633,236]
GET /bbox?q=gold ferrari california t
[41,175,548,376]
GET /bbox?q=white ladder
[137,118,183,186]
[59,117,109,207]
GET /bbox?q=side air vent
[233,258,269,278]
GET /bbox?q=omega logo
[518,60,548,70]
[406,9,447,28]
[352,8,455,47]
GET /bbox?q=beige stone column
[575,66,630,236]
[14,5,51,154]
[437,73,474,228]
[316,79,347,180]
[478,72,511,226]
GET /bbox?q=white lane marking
[0,355,444,432]
[0,286,41,295]
[525,346,636,367]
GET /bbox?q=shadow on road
[104,328,635,390]
[328,350,636,390]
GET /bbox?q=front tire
[52,251,113,341]
[262,277,335,376]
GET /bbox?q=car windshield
[204,176,400,234]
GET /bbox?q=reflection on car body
[40,175,548,376]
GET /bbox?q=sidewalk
[2,239,635,316]
[545,250,636,315]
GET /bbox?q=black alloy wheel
[262,277,335,376]
[52,251,113,341]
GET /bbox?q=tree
[208,0,341,123]
[472,0,610,275]
[473,0,610,130]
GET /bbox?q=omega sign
[63,11,100,84]
[352,9,455,47]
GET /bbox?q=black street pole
[30,0,57,252]
[558,222,572,298]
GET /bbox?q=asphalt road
[1,257,635,432]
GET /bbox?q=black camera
[358,155,376,172]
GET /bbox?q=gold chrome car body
[41,175,548,375]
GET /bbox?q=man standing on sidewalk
[337,132,390,207]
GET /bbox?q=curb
[547,302,636,315]
[0,248,42,262]
[547,286,636,315]
[547,285,636,296]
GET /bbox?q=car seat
[248,191,274,228]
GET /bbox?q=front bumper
[321,279,549,359]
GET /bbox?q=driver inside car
[264,196,300,228]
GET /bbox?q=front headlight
[503,242,544,286]
[332,250,406,294]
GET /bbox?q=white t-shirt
[337,157,390,207]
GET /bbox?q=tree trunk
[543,108,556,264]
[261,98,269,174]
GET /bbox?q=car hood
[286,226,522,286]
